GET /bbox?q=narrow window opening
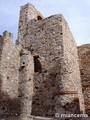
[34,56,42,72]
[20,50,24,56]
[20,52,22,56]
[37,16,42,20]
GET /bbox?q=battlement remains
[3,31,13,39]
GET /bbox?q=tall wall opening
[34,56,42,72]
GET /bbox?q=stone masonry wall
[53,15,85,115]
[78,44,90,116]
[17,3,44,47]
[29,15,64,117]
[0,36,3,60]
[0,31,21,119]
[17,3,85,117]
[61,17,85,113]
[17,3,86,118]
[0,3,89,120]
[19,49,34,119]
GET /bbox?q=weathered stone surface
[0,31,21,119]
[17,3,44,47]
[17,4,84,116]
[78,44,90,116]
[0,2,89,120]
[19,49,34,118]
[0,35,3,59]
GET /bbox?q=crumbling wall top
[20,3,44,20]
[3,31,13,39]
[20,3,35,9]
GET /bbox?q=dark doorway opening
[34,56,42,72]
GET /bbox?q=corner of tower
[20,3,44,21]
[17,3,44,46]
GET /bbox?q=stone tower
[1,3,90,120]
[17,3,44,47]
[17,3,85,117]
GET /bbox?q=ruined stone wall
[0,31,21,119]
[0,31,35,120]
[78,44,90,116]
[0,36,3,59]
[0,31,20,98]
[17,6,85,117]
[28,15,63,71]
[17,3,86,117]
[17,3,44,47]
[0,3,89,120]
[61,17,85,113]
[28,15,64,117]
[19,49,34,119]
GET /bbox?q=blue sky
[0,0,90,45]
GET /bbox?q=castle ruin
[0,3,90,120]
